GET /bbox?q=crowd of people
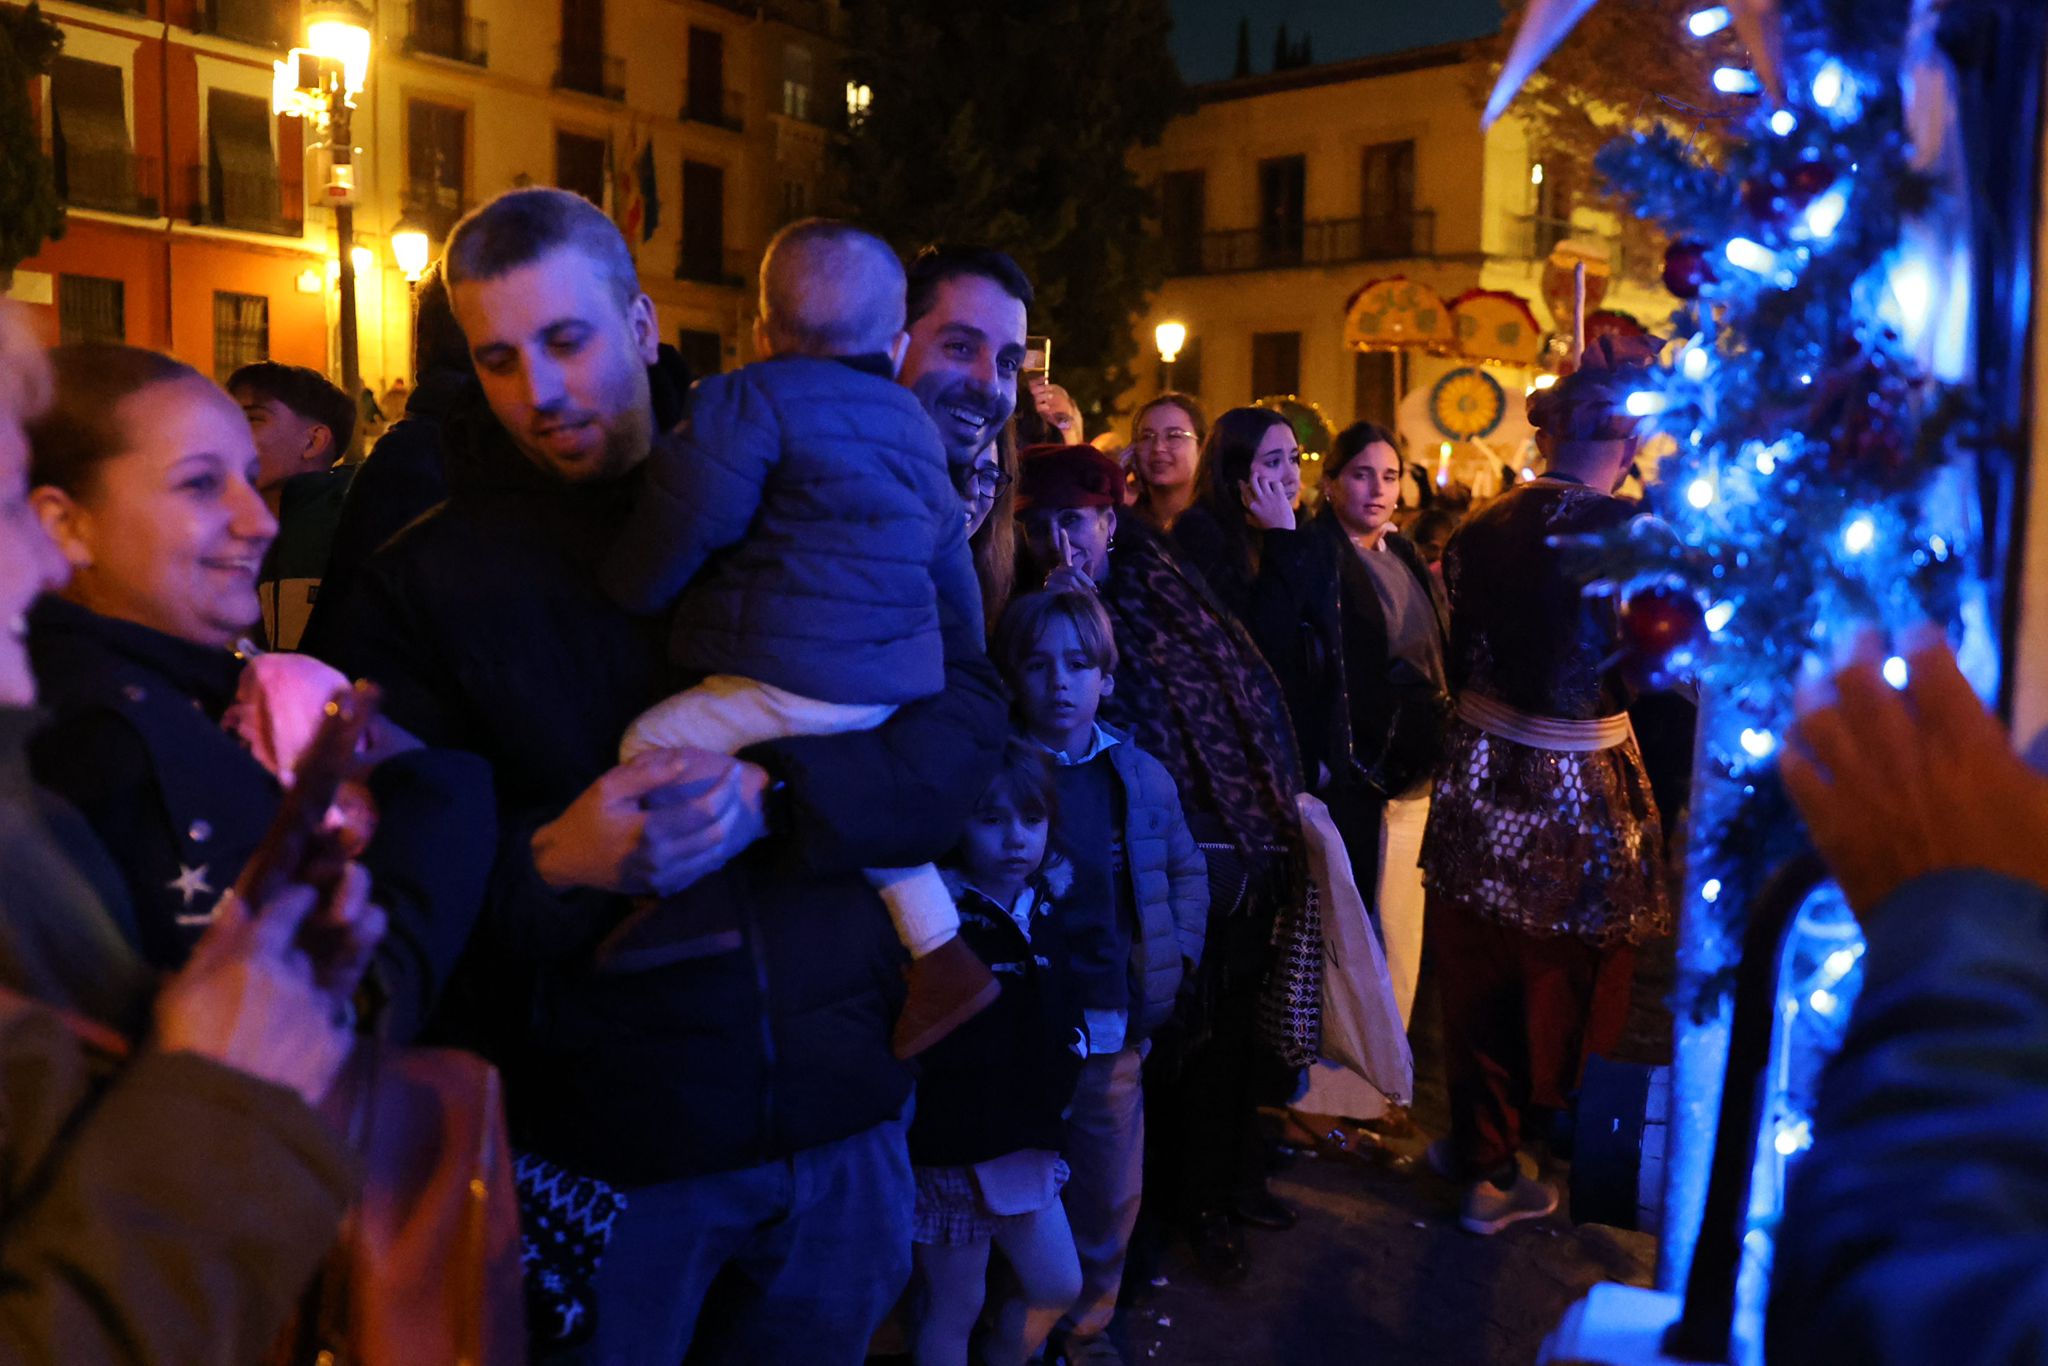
[0,185,2042,1366]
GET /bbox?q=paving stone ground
[1113,1141,1658,1366]
[1110,933,1674,1366]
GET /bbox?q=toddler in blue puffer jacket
[599,218,993,1058]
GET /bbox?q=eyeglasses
[1136,428,1196,447]
[969,467,1014,497]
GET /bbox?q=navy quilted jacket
[602,354,982,705]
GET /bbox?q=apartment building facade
[1127,43,1672,474]
[8,0,846,393]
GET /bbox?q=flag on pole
[613,124,646,246]
[635,136,660,243]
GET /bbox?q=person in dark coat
[600,222,995,1061]
[227,360,355,652]
[1177,418,1449,1033]
[319,188,1009,1363]
[1769,627,2048,1366]
[909,739,1089,1366]
[23,345,495,1044]
[0,300,372,1366]
[300,261,474,660]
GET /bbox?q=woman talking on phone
[0,302,381,1362]
[21,343,493,1042]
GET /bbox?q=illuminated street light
[1154,320,1188,391]
[273,0,373,410]
[391,217,432,283]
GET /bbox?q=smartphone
[233,681,378,909]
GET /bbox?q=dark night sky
[1171,0,1505,84]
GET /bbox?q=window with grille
[1353,350,1396,428]
[781,44,813,120]
[213,291,270,382]
[1258,156,1306,267]
[1360,141,1416,258]
[58,275,124,345]
[1251,331,1301,399]
[1159,170,1205,275]
[51,56,136,213]
[677,328,723,378]
[207,89,281,232]
[679,160,725,282]
[556,129,607,206]
[407,99,468,237]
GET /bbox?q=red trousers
[1426,892,1637,1178]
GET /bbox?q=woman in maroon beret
[1012,442,1305,1289]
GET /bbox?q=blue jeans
[551,1111,914,1365]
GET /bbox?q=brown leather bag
[297,1041,528,1366]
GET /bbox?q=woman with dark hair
[23,344,493,1043]
[964,423,1020,632]
[1173,417,1448,1112]
[1011,442,1304,1286]
[1305,424,1449,1034]
[1126,392,1207,530]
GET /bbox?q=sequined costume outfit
[1419,477,1673,1185]
[1419,480,1671,946]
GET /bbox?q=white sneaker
[1460,1173,1559,1235]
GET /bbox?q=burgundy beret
[1015,442,1124,513]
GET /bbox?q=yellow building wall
[1123,46,1673,475]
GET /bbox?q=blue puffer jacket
[602,354,982,706]
[1103,727,1210,1039]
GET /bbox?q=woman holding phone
[0,301,381,1362]
[22,343,494,1042]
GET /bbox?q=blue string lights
[1570,0,1982,1347]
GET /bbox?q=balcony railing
[680,85,745,132]
[676,246,750,287]
[187,164,304,237]
[56,146,159,217]
[197,0,293,50]
[1170,209,1437,276]
[406,7,489,66]
[555,45,625,102]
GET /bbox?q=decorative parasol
[1342,276,1458,354]
[1450,288,1546,365]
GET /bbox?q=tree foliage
[1474,0,1737,273]
[830,0,1186,419]
[0,2,64,281]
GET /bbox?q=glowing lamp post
[274,0,373,411]
[390,217,432,284]
[1155,320,1188,390]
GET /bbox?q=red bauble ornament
[1620,584,1707,667]
[1662,239,1716,299]
[1809,349,1916,477]
[1740,161,1839,226]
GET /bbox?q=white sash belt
[1456,691,1633,752]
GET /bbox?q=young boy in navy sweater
[991,589,1207,1360]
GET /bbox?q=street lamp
[390,216,432,283]
[1154,319,1188,390]
[274,0,373,412]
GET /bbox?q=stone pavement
[1114,1145,1658,1366]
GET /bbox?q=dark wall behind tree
[831,0,1187,421]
